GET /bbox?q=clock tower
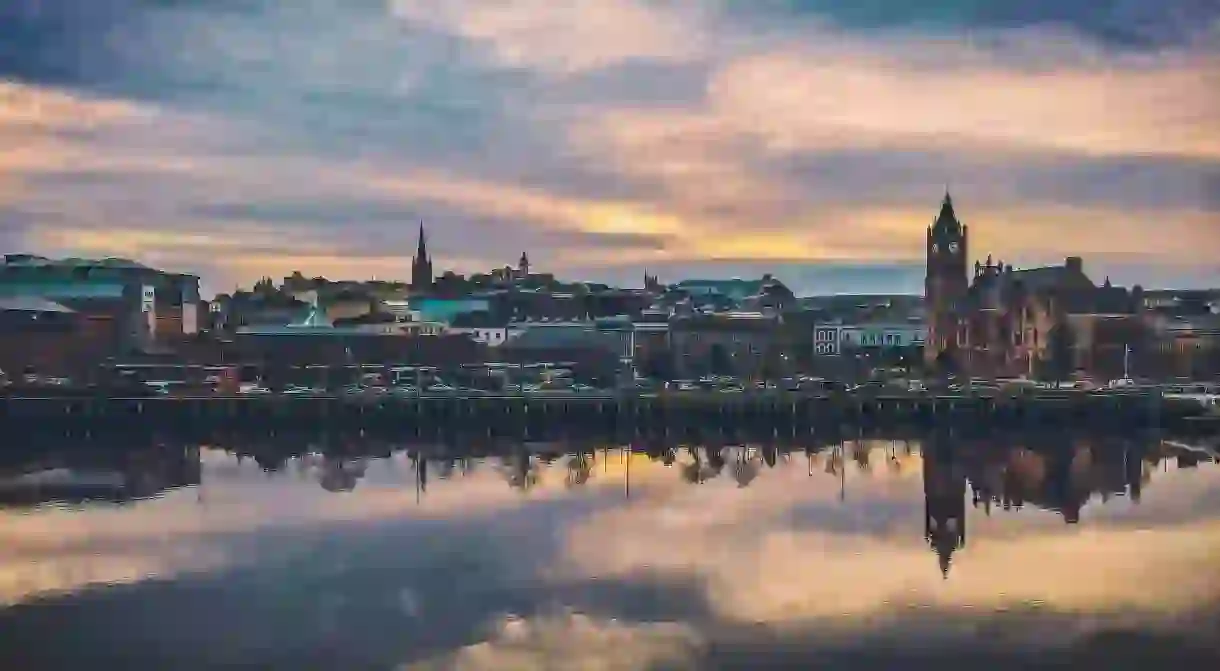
[925,190,968,368]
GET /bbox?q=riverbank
[1,389,1212,435]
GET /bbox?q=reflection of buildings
[502,452,540,491]
[0,447,201,506]
[922,437,967,578]
[964,440,1148,524]
[319,457,368,492]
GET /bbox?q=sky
[1,0,1218,296]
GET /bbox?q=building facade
[0,255,201,356]
[1145,313,1220,379]
[921,194,1145,380]
[813,322,926,355]
[669,312,783,379]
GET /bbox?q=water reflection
[0,433,1218,669]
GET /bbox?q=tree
[638,347,676,381]
[1042,324,1076,381]
[565,454,592,488]
[934,344,958,378]
[759,343,789,381]
[708,343,735,377]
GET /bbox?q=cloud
[708,46,1220,160]
[402,611,703,671]
[389,0,709,75]
[2,1,1219,292]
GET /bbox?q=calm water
[1,434,1219,670]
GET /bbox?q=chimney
[1065,257,1083,275]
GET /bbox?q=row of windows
[818,333,909,346]
[857,333,906,346]
[815,329,918,346]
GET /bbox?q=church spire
[411,221,434,291]
[940,188,955,221]
[416,221,428,262]
[932,188,962,236]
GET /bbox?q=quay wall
[1,392,1209,439]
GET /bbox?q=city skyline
[2,1,1218,295]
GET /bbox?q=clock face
[948,242,960,253]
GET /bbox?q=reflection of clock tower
[924,190,969,368]
[923,435,967,578]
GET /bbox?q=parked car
[238,383,272,395]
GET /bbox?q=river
[1,432,1218,669]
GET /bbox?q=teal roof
[674,279,766,299]
[412,298,490,322]
[0,282,125,299]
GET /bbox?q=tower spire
[932,188,960,236]
[412,220,434,291]
[416,221,428,261]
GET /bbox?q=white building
[813,322,927,355]
[448,325,510,346]
[447,313,511,346]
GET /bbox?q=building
[632,308,672,377]
[0,297,102,375]
[496,320,624,383]
[232,295,469,367]
[447,311,511,346]
[813,321,926,355]
[1145,313,1220,379]
[0,255,201,354]
[669,312,783,379]
[1141,289,1220,314]
[410,223,434,293]
[504,318,636,361]
[922,193,1145,379]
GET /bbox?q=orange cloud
[5,65,1217,293]
[708,48,1220,160]
[0,80,151,131]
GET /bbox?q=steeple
[411,221,434,291]
[933,189,961,236]
[416,221,429,263]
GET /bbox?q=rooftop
[0,254,197,279]
[502,326,619,351]
[2,254,150,270]
[0,297,75,313]
[1160,313,1220,334]
[449,311,509,329]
